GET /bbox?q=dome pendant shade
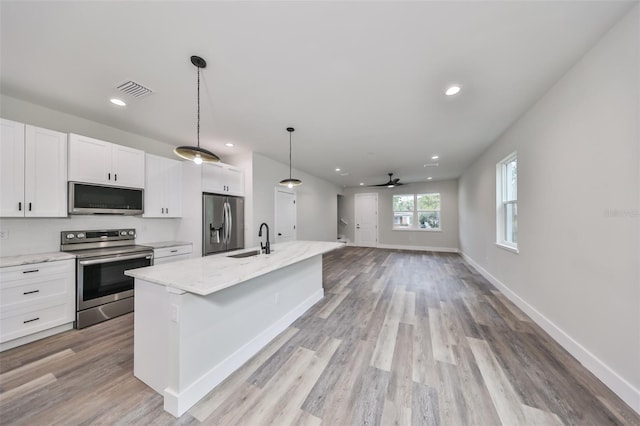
[173,55,220,164]
[279,127,302,187]
[174,146,220,163]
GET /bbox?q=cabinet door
[202,162,225,194]
[143,154,166,217]
[224,165,244,196]
[164,157,183,217]
[68,134,111,185]
[112,144,145,188]
[0,119,25,217]
[24,126,68,217]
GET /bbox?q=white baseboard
[164,288,324,417]
[460,251,640,415]
[377,243,459,253]
[0,323,73,352]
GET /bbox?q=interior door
[275,188,296,243]
[355,193,378,247]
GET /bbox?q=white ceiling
[1,1,635,187]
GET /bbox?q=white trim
[495,242,519,254]
[460,251,640,415]
[163,288,324,417]
[377,243,458,253]
[392,228,442,233]
[0,323,73,352]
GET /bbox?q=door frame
[274,186,297,243]
[354,192,378,247]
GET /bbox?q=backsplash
[0,216,181,256]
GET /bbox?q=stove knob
[128,230,135,236]
[76,233,85,239]
[120,231,128,236]
[66,233,75,239]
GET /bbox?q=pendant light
[279,127,302,188]
[174,55,220,164]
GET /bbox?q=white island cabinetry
[126,240,342,417]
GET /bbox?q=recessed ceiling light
[431,155,439,160]
[445,85,461,96]
[359,182,364,186]
[110,98,126,106]
[335,168,341,172]
[427,177,433,180]
[225,143,234,147]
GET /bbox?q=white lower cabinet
[0,259,75,350]
[153,244,193,265]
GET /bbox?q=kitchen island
[125,240,343,417]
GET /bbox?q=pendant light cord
[196,66,201,149]
[289,130,292,179]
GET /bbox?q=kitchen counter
[139,241,192,250]
[129,240,343,417]
[0,251,76,268]
[125,240,343,295]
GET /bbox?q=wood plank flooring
[1,247,638,425]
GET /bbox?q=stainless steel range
[61,229,153,328]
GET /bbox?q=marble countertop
[0,252,76,268]
[140,241,193,250]
[125,240,344,296]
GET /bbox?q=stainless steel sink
[227,250,261,259]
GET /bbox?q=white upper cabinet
[143,154,183,218]
[202,162,244,196]
[1,119,67,217]
[68,133,145,188]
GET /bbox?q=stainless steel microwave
[68,182,144,215]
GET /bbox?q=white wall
[341,179,459,252]
[251,152,341,248]
[0,95,183,256]
[458,5,639,411]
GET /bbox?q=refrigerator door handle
[227,202,233,245]
[222,203,227,245]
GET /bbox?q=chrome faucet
[258,222,271,254]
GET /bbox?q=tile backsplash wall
[0,216,181,256]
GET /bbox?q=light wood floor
[1,247,638,425]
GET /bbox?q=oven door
[77,252,153,310]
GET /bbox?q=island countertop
[125,240,343,296]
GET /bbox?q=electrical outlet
[170,304,180,322]
[0,230,9,240]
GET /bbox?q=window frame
[496,152,518,253]
[392,192,441,231]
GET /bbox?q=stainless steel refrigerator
[203,193,245,256]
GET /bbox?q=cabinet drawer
[1,274,70,308]
[0,302,73,343]
[0,259,74,284]
[154,245,193,260]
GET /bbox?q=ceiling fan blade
[391,178,400,185]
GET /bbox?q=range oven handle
[79,253,153,266]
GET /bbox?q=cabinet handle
[114,174,117,181]
[108,172,111,180]
[22,269,39,274]
[24,317,40,324]
[166,207,168,214]
[23,289,40,295]
[18,202,22,211]
[28,202,32,211]
[170,249,178,253]
[161,208,164,214]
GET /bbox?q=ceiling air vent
[115,80,154,98]
[423,162,439,168]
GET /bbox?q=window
[393,193,441,230]
[497,152,518,251]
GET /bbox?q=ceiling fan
[371,173,404,188]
